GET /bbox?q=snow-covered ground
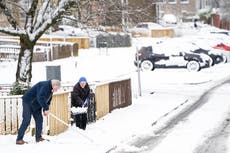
[0,24,230,153]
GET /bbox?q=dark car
[134,46,211,72]
[191,48,225,65]
[210,31,230,36]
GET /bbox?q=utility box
[46,65,61,81]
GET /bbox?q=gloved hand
[86,97,90,101]
[81,101,85,107]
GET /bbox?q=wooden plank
[39,37,89,49]
[0,98,5,134]
[151,29,174,38]
[95,84,110,119]
[109,79,132,112]
[49,92,69,135]
[5,98,11,134]
[66,38,90,49]
[49,95,56,135]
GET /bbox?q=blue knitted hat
[78,77,87,83]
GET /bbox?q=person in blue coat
[16,80,61,145]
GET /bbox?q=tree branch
[25,0,39,33]
[32,0,77,42]
[33,0,51,32]
[0,27,25,36]
[0,0,20,29]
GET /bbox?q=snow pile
[71,107,87,115]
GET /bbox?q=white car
[51,25,87,37]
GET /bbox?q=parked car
[135,22,163,29]
[213,43,230,51]
[190,48,226,65]
[127,22,163,37]
[189,36,230,62]
[185,39,227,65]
[160,14,177,27]
[134,46,211,72]
[51,25,87,37]
[210,31,230,36]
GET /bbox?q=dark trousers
[74,113,87,130]
[16,102,43,141]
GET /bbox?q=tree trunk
[16,36,35,85]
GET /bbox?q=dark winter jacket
[22,80,53,112]
[71,83,90,107]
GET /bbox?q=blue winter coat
[22,80,53,112]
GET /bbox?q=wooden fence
[95,79,132,119]
[0,91,71,136]
[211,13,230,30]
[0,95,23,135]
[0,78,132,135]
[151,29,174,38]
[0,43,78,62]
[0,85,11,96]
[95,83,110,119]
[0,89,10,96]
[0,45,20,62]
[47,43,78,61]
[1,36,90,49]
[39,37,90,49]
[48,91,70,135]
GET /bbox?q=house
[95,0,216,27]
[153,0,215,23]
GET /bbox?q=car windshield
[136,24,148,28]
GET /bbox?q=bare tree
[68,0,156,29]
[0,0,76,90]
[93,0,155,28]
[66,0,93,26]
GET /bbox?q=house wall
[160,0,197,21]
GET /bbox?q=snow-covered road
[111,79,230,153]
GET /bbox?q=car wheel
[214,55,224,64]
[141,60,154,71]
[186,60,200,72]
[222,55,228,63]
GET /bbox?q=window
[153,0,165,3]
[123,0,128,5]
[168,0,176,3]
[180,0,189,3]
[136,23,148,29]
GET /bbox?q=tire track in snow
[106,79,230,153]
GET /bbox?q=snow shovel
[49,112,94,143]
